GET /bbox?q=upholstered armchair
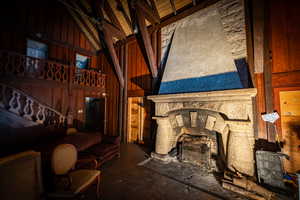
[0,151,44,200]
[49,144,100,199]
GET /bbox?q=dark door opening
[85,97,105,132]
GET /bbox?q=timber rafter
[59,0,126,87]
[128,0,160,78]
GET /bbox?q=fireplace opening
[174,126,226,173]
[178,133,217,171]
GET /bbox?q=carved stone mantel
[147,88,257,176]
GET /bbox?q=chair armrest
[76,158,98,169]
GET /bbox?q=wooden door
[278,90,300,172]
[127,97,151,143]
[270,0,300,173]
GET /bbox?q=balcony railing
[0,50,106,89]
[72,68,106,88]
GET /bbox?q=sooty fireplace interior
[178,129,218,171]
[168,109,222,172]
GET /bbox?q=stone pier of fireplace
[148,88,257,176]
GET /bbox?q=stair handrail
[0,83,66,127]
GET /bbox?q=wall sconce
[78,109,83,114]
[36,33,42,38]
[102,92,107,97]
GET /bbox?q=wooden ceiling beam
[102,20,126,40]
[62,1,101,50]
[127,0,159,78]
[91,0,125,87]
[153,0,219,30]
[78,0,93,15]
[70,1,100,42]
[101,25,125,87]
[170,0,177,15]
[148,0,160,20]
[135,7,158,77]
[135,0,160,24]
[116,0,133,32]
[103,0,126,37]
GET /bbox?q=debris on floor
[222,172,276,200]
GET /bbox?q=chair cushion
[69,169,100,194]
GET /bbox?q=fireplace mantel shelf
[147,88,257,102]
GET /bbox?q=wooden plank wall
[98,37,154,137]
[260,0,300,173]
[0,0,98,65]
[99,51,121,136]
[127,38,152,97]
[0,0,106,132]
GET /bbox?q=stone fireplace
[148,88,257,176]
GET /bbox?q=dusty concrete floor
[83,144,239,200]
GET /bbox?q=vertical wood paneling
[127,39,152,96]
[99,52,120,136]
[267,1,300,172]
[0,0,105,134]
[255,73,267,140]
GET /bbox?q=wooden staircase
[0,83,65,128]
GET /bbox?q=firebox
[178,130,218,171]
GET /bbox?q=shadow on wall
[235,58,253,88]
[155,31,176,93]
[130,74,152,93]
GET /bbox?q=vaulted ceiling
[59,0,207,87]
[108,0,193,36]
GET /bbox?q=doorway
[85,97,106,133]
[127,97,151,144]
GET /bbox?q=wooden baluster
[87,70,90,87]
[36,59,44,79]
[92,72,96,87]
[8,91,21,115]
[80,69,84,85]
[62,65,67,83]
[36,104,46,124]
[26,56,33,77]
[46,63,53,80]
[23,97,34,121]
[55,64,61,82]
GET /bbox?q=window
[26,39,48,59]
[26,39,48,72]
[76,53,90,69]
